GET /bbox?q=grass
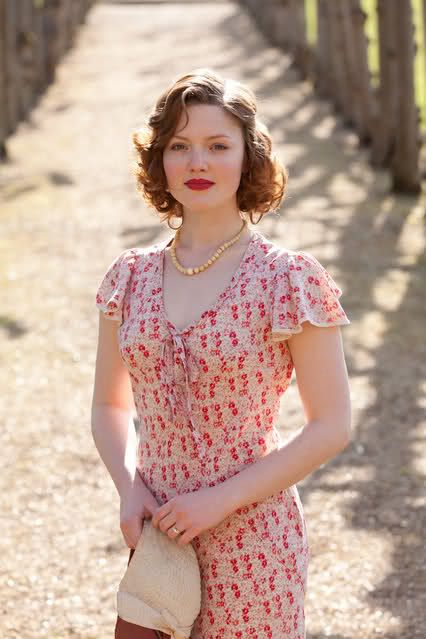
[304,0,426,130]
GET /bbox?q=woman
[92,68,351,639]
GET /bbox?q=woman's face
[162,103,246,214]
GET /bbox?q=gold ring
[171,526,181,534]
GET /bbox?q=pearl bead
[169,220,248,276]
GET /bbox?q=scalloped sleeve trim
[271,250,351,341]
[95,249,139,323]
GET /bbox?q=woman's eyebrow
[172,134,232,140]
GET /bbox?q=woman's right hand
[119,470,160,550]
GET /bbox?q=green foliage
[304,0,317,46]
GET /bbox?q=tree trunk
[349,0,376,145]
[315,0,332,97]
[42,0,65,85]
[423,0,426,136]
[268,0,293,51]
[289,0,310,79]
[336,0,358,126]
[32,2,49,95]
[0,0,7,158]
[391,0,421,192]
[0,0,95,154]
[16,0,38,120]
[371,0,399,166]
[4,0,19,137]
[327,2,349,116]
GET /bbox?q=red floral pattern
[95,230,350,639]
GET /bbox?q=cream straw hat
[117,519,202,639]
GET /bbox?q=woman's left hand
[150,485,233,546]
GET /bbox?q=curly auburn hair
[131,68,288,226]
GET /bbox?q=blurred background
[1,2,425,639]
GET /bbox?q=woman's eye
[170,143,228,151]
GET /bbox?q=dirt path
[1,2,424,638]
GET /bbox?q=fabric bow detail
[160,332,206,456]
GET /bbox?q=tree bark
[391,0,421,191]
[315,0,332,97]
[4,0,19,137]
[372,0,399,166]
[0,0,95,153]
[336,0,358,126]
[349,0,376,144]
[289,0,310,79]
[0,0,7,158]
[327,2,349,116]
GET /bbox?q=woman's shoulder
[109,236,172,267]
[95,239,169,321]
[253,231,316,271]
[254,234,351,339]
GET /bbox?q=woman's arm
[91,312,138,497]
[219,321,352,515]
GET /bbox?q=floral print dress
[95,229,351,639]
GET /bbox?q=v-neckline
[158,229,261,335]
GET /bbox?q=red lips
[185,178,215,191]
[185,179,215,185]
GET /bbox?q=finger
[151,503,170,527]
[150,508,159,527]
[176,529,194,546]
[166,522,186,540]
[158,512,177,534]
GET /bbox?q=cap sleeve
[271,250,350,341]
[95,249,138,322]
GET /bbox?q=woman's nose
[187,149,208,170]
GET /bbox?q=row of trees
[240,0,425,194]
[0,0,96,160]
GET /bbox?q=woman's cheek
[163,159,182,184]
